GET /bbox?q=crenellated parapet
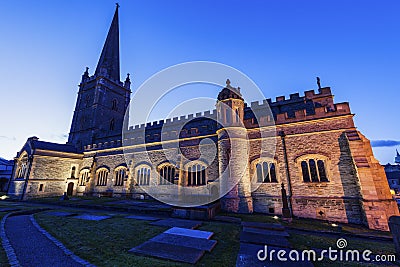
[244,87,350,127]
[84,87,352,151]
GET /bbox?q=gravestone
[164,227,214,239]
[73,214,111,221]
[150,233,217,252]
[125,215,160,221]
[150,218,202,229]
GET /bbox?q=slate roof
[32,140,78,154]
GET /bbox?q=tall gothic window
[137,166,151,185]
[114,167,126,186]
[70,166,76,178]
[187,164,206,186]
[159,165,176,185]
[96,169,109,186]
[16,154,28,179]
[301,159,329,183]
[255,161,278,183]
[110,119,115,131]
[79,170,90,186]
[112,99,118,111]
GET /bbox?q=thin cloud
[0,136,16,141]
[371,140,400,147]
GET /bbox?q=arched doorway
[67,182,74,196]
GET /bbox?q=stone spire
[95,4,120,81]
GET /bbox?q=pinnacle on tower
[95,4,120,81]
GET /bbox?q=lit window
[159,165,176,185]
[255,161,278,183]
[96,169,109,186]
[114,167,126,186]
[187,164,206,186]
[79,170,90,186]
[301,159,329,183]
[137,166,151,185]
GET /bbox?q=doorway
[67,182,74,196]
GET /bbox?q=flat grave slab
[240,231,291,248]
[151,233,217,252]
[164,227,214,239]
[242,221,285,231]
[129,240,205,264]
[46,211,77,217]
[213,215,241,224]
[237,243,313,267]
[150,218,202,229]
[242,227,289,237]
[73,214,111,221]
[125,215,160,221]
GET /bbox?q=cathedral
[7,6,398,231]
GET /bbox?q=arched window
[79,170,90,186]
[96,169,109,186]
[255,161,278,183]
[159,165,176,185]
[110,119,115,131]
[112,99,118,111]
[70,166,76,178]
[235,108,240,123]
[300,158,329,183]
[16,154,28,179]
[187,164,206,186]
[114,167,126,186]
[85,95,90,107]
[136,166,151,185]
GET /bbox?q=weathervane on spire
[116,3,120,8]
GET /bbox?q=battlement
[126,109,217,131]
[244,102,351,128]
[83,87,350,151]
[247,87,333,109]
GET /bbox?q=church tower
[68,5,131,150]
[217,80,253,213]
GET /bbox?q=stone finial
[124,73,131,89]
[316,76,321,89]
[226,79,231,87]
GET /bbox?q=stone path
[4,215,91,267]
[236,221,314,267]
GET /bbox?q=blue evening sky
[0,0,399,164]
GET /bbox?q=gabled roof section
[32,140,78,153]
[95,5,120,81]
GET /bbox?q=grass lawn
[34,212,240,266]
